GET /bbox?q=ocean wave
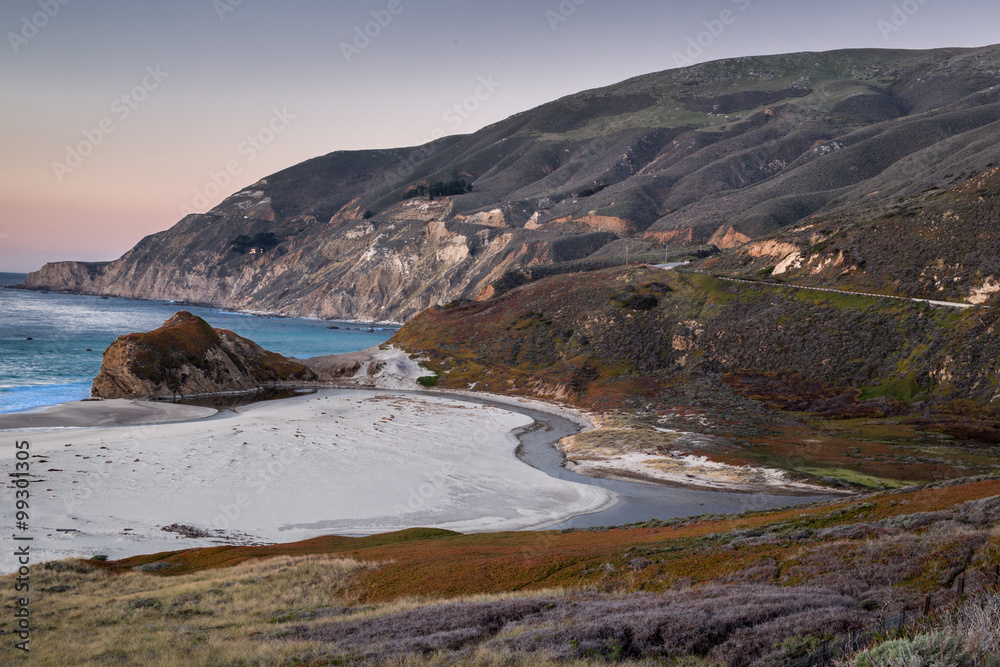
[0,382,92,414]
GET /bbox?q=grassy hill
[391,261,1000,490]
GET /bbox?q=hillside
[392,262,1000,489]
[21,45,1000,321]
[704,165,1000,306]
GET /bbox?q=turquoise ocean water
[0,273,397,414]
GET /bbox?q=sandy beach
[2,390,615,569]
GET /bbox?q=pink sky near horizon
[2,0,999,274]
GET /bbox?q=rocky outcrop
[302,347,434,389]
[91,312,317,399]
[24,261,108,292]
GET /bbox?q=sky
[1,0,998,273]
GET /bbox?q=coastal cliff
[91,311,317,399]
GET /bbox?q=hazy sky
[1,0,998,273]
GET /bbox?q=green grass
[861,372,922,402]
[790,287,890,311]
[416,375,439,388]
[791,466,908,490]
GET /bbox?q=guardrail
[663,267,985,310]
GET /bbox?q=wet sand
[0,398,217,429]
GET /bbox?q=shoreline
[0,398,218,431]
[2,369,848,497]
[417,386,842,497]
[0,382,843,570]
[0,348,844,568]
[4,283,405,326]
[0,284,402,416]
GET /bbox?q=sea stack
[91,311,317,399]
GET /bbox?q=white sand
[2,390,615,569]
[564,451,835,493]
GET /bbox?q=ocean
[0,273,397,414]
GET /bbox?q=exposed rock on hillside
[91,312,316,399]
[707,166,1000,303]
[301,347,435,390]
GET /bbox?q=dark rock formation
[91,311,316,399]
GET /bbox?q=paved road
[654,266,981,310]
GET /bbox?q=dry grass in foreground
[0,557,639,666]
[0,555,374,666]
[3,479,998,665]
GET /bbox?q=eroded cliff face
[25,206,558,323]
[91,311,316,399]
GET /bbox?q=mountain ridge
[21,44,1000,321]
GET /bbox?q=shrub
[853,632,970,667]
[577,184,608,198]
[951,591,1000,660]
[404,180,473,200]
[612,292,659,311]
[229,231,280,254]
[417,375,439,387]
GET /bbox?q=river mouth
[172,385,839,528]
[410,390,842,530]
[163,385,839,529]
